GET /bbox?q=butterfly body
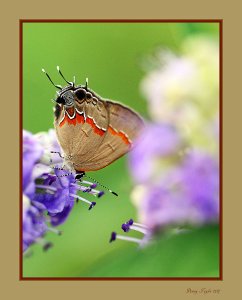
[53,84,144,172]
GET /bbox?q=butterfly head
[56,88,75,107]
[55,86,94,107]
[42,67,94,108]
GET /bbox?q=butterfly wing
[75,101,144,171]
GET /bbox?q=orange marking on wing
[108,126,131,145]
[59,114,76,127]
[59,111,106,137]
[66,107,75,116]
[76,113,84,124]
[67,117,76,126]
[86,117,105,136]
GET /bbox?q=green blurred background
[23,22,219,277]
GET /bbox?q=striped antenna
[82,174,118,197]
[42,68,62,90]
[57,66,74,86]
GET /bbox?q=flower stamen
[70,193,97,210]
[36,184,57,192]
[71,183,104,197]
[121,219,149,234]
[109,232,143,245]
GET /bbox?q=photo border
[20,19,223,281]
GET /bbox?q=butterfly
[43,67,144,175]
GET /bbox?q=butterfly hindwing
[76,100,144,171]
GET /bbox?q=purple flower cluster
[22,129,104,253]
[130,123,219,231]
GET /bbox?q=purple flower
[23,195,49,252]
[132,150,219,231]
[127,118,219,237]
[180,150,219,222]
[33,169,98,226]
[22,129,105,253]
[129,123,181,183]
[23,130,43,198]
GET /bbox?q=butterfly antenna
[42,68,62,90]
[57,66,74,86]
[83,174,118,197]
[85,77,88,89]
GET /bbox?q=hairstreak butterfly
[42,67,144,179]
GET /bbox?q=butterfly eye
[75,89,86,100]
[56,96,65,104]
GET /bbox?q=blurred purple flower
[129,123,181,183]
[132,149,219,231]
[111,36,220,247]
[181,150,219,220]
